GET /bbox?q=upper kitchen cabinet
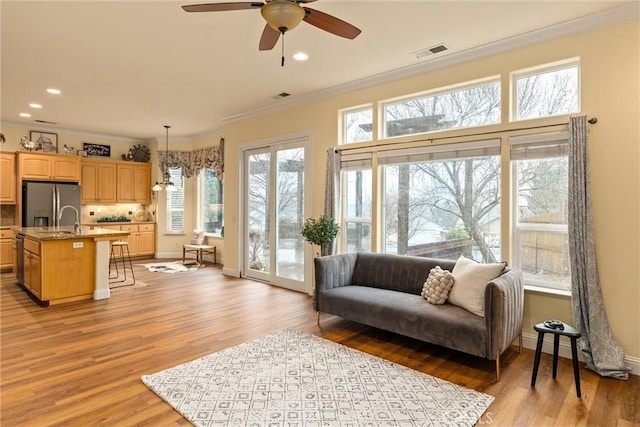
[81,160,117,203]
[0,152,16,203]
[116,163,151,204]
[18,152,81,182]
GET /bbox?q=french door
[243,139,308,292]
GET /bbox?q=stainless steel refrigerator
[22,181,81,227]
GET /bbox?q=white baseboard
[154,252,182,259]
[222,267,240,278]
[522,331,640,377]
[94,288,110,300]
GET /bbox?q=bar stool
[531,321,582,397]
[109,241,135,286]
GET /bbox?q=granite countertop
[14,225,130,241]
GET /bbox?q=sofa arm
[484,269,524,360]
[314,253,358,293]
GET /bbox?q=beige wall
[223,19,639,360]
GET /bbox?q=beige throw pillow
[421,266,455,305]
[448,256,506,317]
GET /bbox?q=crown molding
[222,2,639,125]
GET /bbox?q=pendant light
[152,125,176,192]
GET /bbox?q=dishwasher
[15,233,24,286]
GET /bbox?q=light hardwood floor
[2,260,638,426]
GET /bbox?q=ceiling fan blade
[259,23,280,51]
[303,7,361,39]
[182,2,263,13]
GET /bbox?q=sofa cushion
[448,256,506,317]
[351,252,456,295]
[421,266,455,305]
[319,286,486,357]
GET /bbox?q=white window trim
[511,59,581,122]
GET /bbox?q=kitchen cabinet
[0,153,16,203]
[22,235,95,304]
[101,223,155,258]
[23,237,42,298]
[81,160,117,203]
[1,229,15,272]
[18,152,81,182]
[119,223,155,257]
[116,163,151,204]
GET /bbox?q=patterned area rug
[139,261,199,273]
[142,329,494,426]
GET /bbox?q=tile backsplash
[0,205,16,226]
[81,204,155,224]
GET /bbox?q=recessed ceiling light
[46,88,61,94]
[293,52,308,61]
[29,103,42,109]
[20,113,31,118]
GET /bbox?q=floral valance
[158,138,224,179]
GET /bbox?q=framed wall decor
[77,150,88,157]
[30,131,58,153]
[82,142,111,157]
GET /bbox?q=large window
[166,168,184,233]
[383,79,501,138]
[341,166,372,252]
[380,140,501,263]
[511,132,570,291]
[199,169,224,236]
[513,61,579,121]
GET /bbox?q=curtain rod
[335,116,598,153]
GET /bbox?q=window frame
[341,168,373,253]
[381,77,501,140]
[198,168,224,237]
[165,167,185,234]
[378,139,502,262]
[510,132,571,294]
[511,59,581,122]
[341,105,374,144]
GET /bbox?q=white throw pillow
[421,266,455,305]
[448,256,506,317]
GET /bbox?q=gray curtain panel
[324,148,341,255]
[568,115,630,380]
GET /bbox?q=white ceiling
[1,1,635,141]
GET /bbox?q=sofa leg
[316,311,320,327]
[519,334,524,354]
[496,351,501,382]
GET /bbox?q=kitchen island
[15,225,130,305]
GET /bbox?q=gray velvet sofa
[314,252,524,381]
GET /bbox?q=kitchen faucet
[59,205,81,234]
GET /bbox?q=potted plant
[301,215,340,256]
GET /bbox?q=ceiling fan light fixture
[261,1,305,33]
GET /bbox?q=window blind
[377,139,501,165]
[510,131,569,160]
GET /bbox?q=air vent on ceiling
[411,43,449,59]
[272,92,291,100]
[34,119,58,125]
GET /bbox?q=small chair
[109,241,135,286]
[531,321,582,397]
[183,244,216,266]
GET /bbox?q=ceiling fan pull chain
[281,33,285,67]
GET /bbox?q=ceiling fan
[182,0,361,65]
